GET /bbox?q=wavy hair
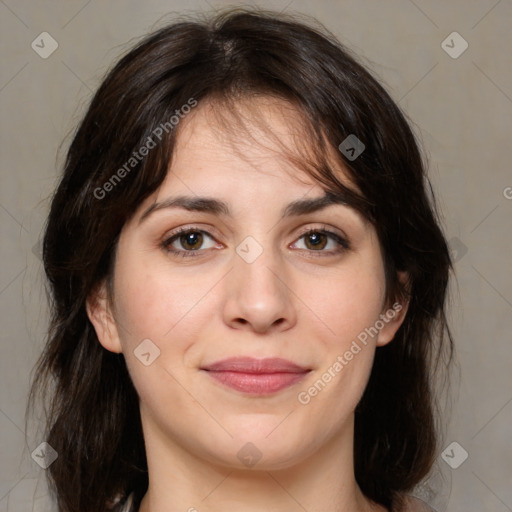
[27,8,454,512]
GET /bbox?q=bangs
[139,91,376,226]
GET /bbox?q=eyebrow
[138,191,361,224]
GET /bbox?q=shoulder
[399,495,438,512]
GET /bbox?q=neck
[137,411,386,512]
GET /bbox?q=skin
[87,97,408,512]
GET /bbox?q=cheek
[113,245,205,342]
[296,278,384,432]
[112,249,217,380]
[112,267,197,407]
[293,255,385,419]
[115,271,169,341]
[308,262,386,349]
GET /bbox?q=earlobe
[376,271,410,347]
[86,281,122,354]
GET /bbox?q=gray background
[1,0,511,511]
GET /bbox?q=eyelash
[161,225,350,259]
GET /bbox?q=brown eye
[303,232,328,250]
[179,231,204,250]
[292,228,350,256]
[161,228,218,257]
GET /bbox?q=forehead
[130,95,369,227]
[169,95,352,189]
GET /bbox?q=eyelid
[290,225,351,256]
[294,224,350,247]
[160,223,350,258]
[161,226,219,256]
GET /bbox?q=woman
[28,8,453,512]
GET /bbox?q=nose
[222,245,297,334]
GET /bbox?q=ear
[376,271,410,347]
[86,280,122,354]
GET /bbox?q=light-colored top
[118,493,437,512]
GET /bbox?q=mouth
[201,357,311,395]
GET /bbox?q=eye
[161,227,219,258]
[291,227,350,256]
[161,225,350,259]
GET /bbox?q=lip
[201,357,311,395]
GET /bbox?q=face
[88,97,406,472]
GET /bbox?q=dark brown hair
[27,8,453,512]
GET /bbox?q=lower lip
[204,370,309,395]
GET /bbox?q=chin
[199,431,316,472]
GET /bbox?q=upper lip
[201,357,310,374]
